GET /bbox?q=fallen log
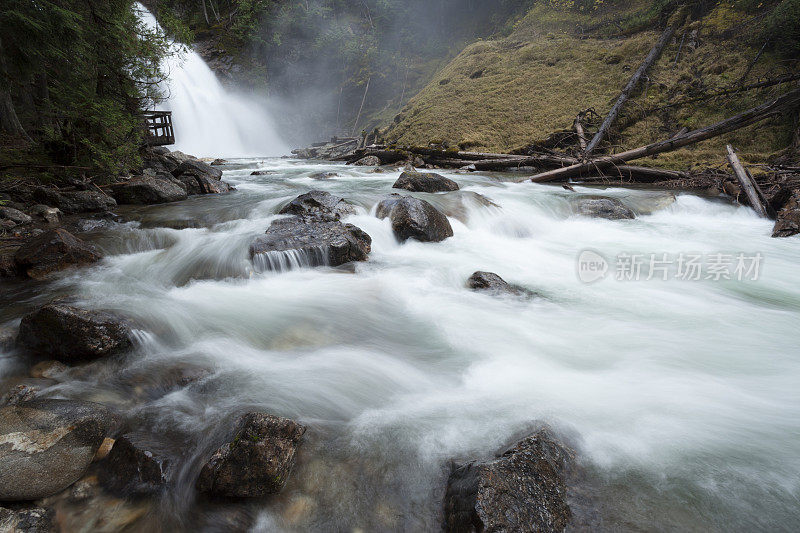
[530,87,800,183]
[584,11,684,156]
[726,145,768,217]
[574,114,588,151]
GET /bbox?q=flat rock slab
[13,228,102,280]
[17,304,133,362]
[443,429,573,533]
[572,197,635,220]
[376,194,454,243]
[0,399,118,501]
[278,190,356,220]
[197,412,306,498]
[250,217,371,270]
[33,188,116,215]
[111,175,188,204]
[393,170,460,193]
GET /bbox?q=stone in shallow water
[443,429,573,533]
[393,169,460,193]
[0,399,118,501]
[111,175,188,204]
[250,217,371,270]
[467,271,536,299]
[573,197,635,220]
[0,505,54,532]
[99,435,171,496]
[376,194,453,243]
[278,190,356,220]
[13,228,102,280]
[196,412,306,498]
[16,304,133,362]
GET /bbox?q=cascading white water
[135,4,287,158]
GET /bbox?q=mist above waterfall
[136,4,287,158]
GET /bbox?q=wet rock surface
[111,175,188,205]
[29,205,62,225]
[573,197,635,220]
[17,304,133,362]
[393,169,459,193]
[376,194,454,243]
[0,207,32,227]
[13,228,102,279]
[32,188,116,215]
[250,217,371,269]
[773,193,800,238]
[352,155,381,166]
[0,399,118,501]
[309,171,339,180]
[278,190,356,220]
[197,412,306,498]
[467,271,536,299]
[0,505,55,532]
[99,436,171,497]
[443,429,574,533]
[171,159,231,195]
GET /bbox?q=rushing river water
[2,160,800,531]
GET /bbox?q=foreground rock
[573,197,635,220]
[110,175,188,205]
[443,429,573,532]
[13,229,102,279]
[99,436,170,497]
[278,190,356,220]
[376,194,453,243]
[33,188,116,215]
[17,304,133,362]
[0,207,32,227]
[197,412,306,498]
[393,169,459,193]
[353,155,380,166]
[467,271,536,299]
[250,217,371,269]
[30,205,62,225]
[171,159,231,195]
[773,193,800,238]
[0,505,54,532]
[0,399,118,500]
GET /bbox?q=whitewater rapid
[2,160,799,530]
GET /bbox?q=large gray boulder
[13,229,102,280]
[393,169,459,193]
[171,159,230,195]
[110,175,188,205]
[16,304,133,362]
[32,188,116,214]
[443,429,573,533]
[376,194,453,243]
[250,217,371,270]
[0,399,118,501]
[278,190,356,220]
[573,197,635,220]
[197,412,306,498]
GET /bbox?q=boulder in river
[443,429,573,533]
[13,228,102,280]
[110,175,188,205]
[309,171,339,180]
[0,505,54,532]
[250,217,371,269]
[278,190,356,220]
[573,197,635,220]
[196,412,306,498]
[30,204,62,225]
[171,159,231,195]
[376,194,453,243]
[393,169,459,193]
[352,155,381,166]
[251,170,276,176]
[0,399,118,501]
[99,435,171,497]
[467,271,536,299]
[773,193,800,238]
[32,188,116,215]
[16,304,133,362]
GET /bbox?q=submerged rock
[197,412,306,498]
[13,228,102,279]
[99,436,170,497]
[0,399,118,501]
[443,429,573,533]
[0,505,54,532]
[573,197,635,220]
[376,194,453,243]
[251,170,276,176]
[309,171,339,180]
[393,169,459,193]
[773,193,800,238]
[467,271,536,299]
[17,304,133,362]
[278,190,356,220]
[32,188,116,215]
[111,175,188,205]
[250,217,371,269]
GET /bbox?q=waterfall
[135,4,287,158]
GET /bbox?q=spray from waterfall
[135,3,287,158]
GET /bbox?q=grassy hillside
[383,1,798,169]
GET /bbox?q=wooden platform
[142,111,175,146]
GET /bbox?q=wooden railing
[142,110,175,146]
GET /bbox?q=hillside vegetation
[383,0,800,169]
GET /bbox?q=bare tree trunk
[584,13,684,156]
[529,88,800,183]
[0,37,30,139]
[201,0,210,25]
[351,77,371,137]
[726,145,767,217]
[574,114,588,151]
[738,40,769,88]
